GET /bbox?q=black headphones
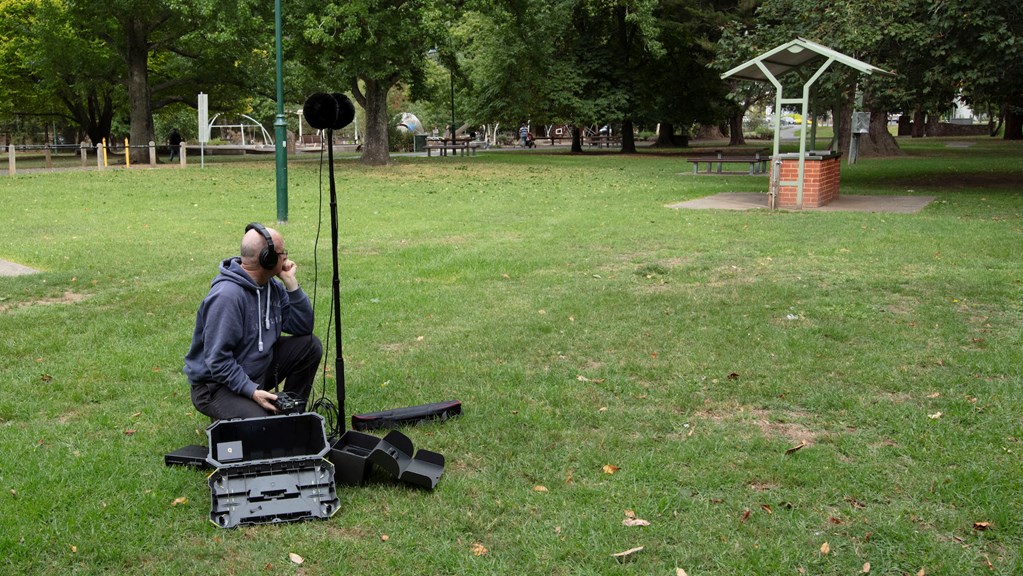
[245,222,278,270]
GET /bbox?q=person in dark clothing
[168,129,182,162]
[184,223,322,421]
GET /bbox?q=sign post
[198,92,209,168]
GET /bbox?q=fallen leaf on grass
[70,545,77,553]
[760,504,773,514]
[611,546,643,561]
[623,518,650,527]
[123,429,137,436]
[602,464,621,475]
[973,521,992,531]
[170,497,188,506]
[288,552,304,565]
[677,569,688,576]
[917,569,926,576]
[533,485,549,492]
[784,441,807,455]
[862,562,871,573]
[928,412,942,419]
[471,542,488,556]
[820,542,830,555]
[740,509,751,524]
[380,534,390,542]
[576,374,605,383]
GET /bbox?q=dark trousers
[191,334,323,421]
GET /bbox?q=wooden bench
[425,139,472,157]
[686,149,769,175]
[585,135,621,148]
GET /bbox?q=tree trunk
[620,119,636,153]
[728,112,745,146]
[857,110,902,157]
[897,114,912,136]
[912,108,926,138]
[652,123,688,147]
[925,114,940,137]
[352,78,391,166]
[1003,97,1023,140]
[125,18,154,165]
[570,125,582,153]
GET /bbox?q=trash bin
[414,134,427,152]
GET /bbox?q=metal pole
[449,70,455,140]
[273,0,289,223]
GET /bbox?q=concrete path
[0,259,39,276]
[668,192,934,214]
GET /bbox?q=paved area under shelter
[667,192,934,213]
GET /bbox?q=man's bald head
[241,226,284,267]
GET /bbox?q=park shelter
[721,38,894,208]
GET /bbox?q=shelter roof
[721,37,895,82]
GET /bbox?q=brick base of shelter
[776,153,841,209]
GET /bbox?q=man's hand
[278,259,299,292]
[252,389,278,413]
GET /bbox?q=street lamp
[273,0,288,222]
[427,49,456,140]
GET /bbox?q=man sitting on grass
[184,223,322,421]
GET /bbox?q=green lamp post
[273,0,288,222]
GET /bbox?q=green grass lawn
[1,137,1021,575]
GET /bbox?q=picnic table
[584,135,621,148]
[425,137,479,157]
[685,148,769,175]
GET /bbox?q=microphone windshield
[332,93,356,129]
[303,92,339,130]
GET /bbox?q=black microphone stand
[326,127,346,435]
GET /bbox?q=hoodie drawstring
[257,286,271,352]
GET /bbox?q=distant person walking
[519,124,528,147]
[168,129,182,162]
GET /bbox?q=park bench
[584,135,621,148]
[685,148,769,175]
[425,139,474,157]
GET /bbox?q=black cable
[310,135,341,438]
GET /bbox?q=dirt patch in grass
[0,291,88,314]
[694,404,818,446]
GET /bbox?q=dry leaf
[130,412,142,418]
[727,372,740,380]
[862,562,871,573]
[740,509,751,524]
[380,534,389,542]
[170,496,188,506]
[677,569,688,576]
[820,542,830,555]
[9,489,16,497]
[565,469,574,484]
[624,509,636,518]
[973,521,991,531]
[623,518,650,527]
[917,569,926,576]
[760,504,773,514]
[784,441,807,455]
[123,429,137,436]
[533,485,549,493]
[611,546,644,560]
[602,464,621,475]
[70,545,77,554]
[471,542,488,556]
[598,406,608,412]
[927,392,941,398]
[288,553,304,565]
[928,412,942,419]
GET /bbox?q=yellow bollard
[124,138,131,168]
[102,138,108,167]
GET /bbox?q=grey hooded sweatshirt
[183,256,315,399]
